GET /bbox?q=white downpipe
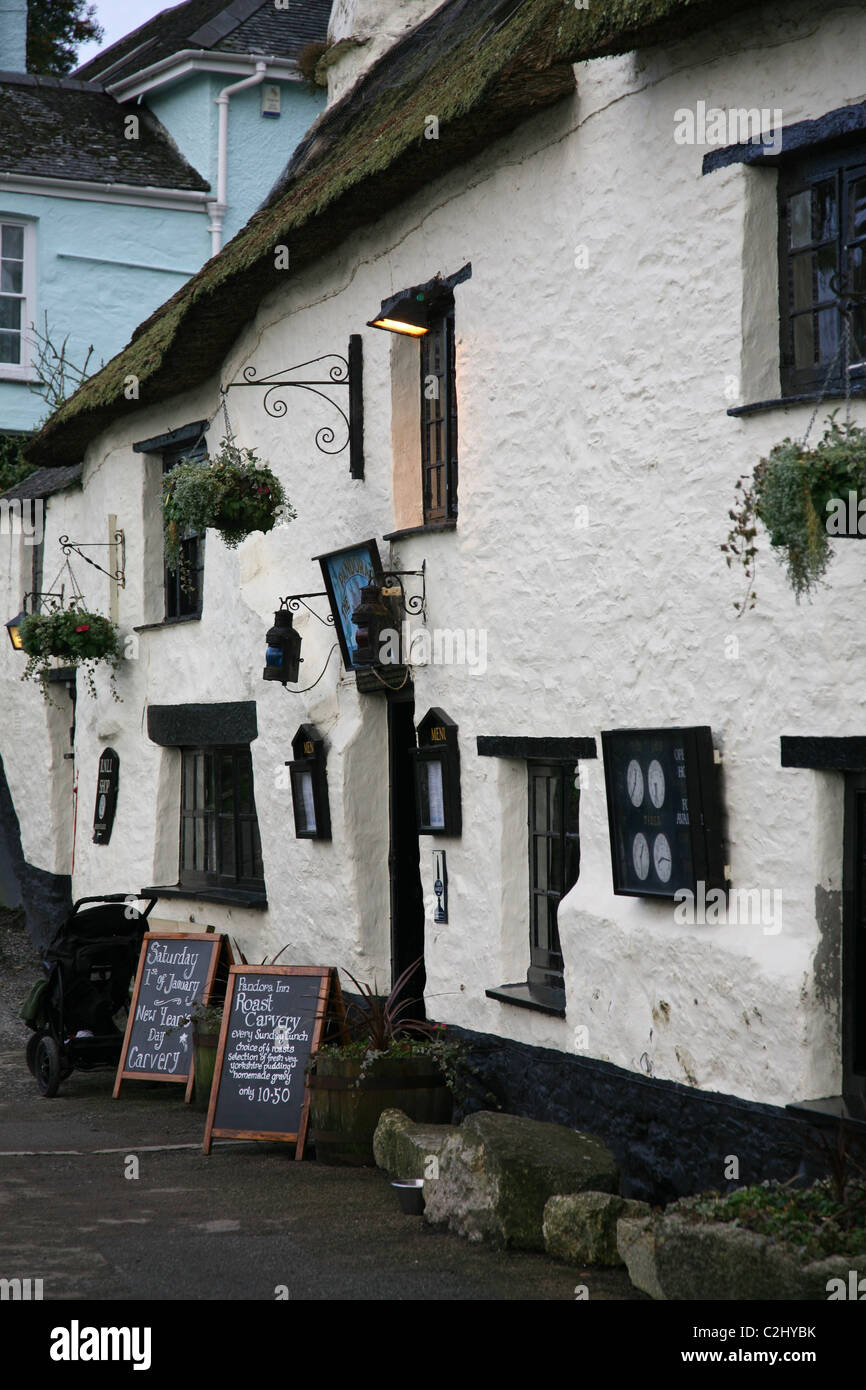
[209,60,267,257]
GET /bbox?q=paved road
[0,1049,642,1302]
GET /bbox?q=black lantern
[263,608,302,684]
[288,724,331,839]
[350,584,392,668]
[412,708,462,836]
[5,609,25,650]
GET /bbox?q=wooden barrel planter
[191,1021,221,1111]
[308,1053,453,1165]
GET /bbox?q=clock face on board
[632,832,650,880]
[626,759,644,807]
[601,728,719,899]
[647,759,665,809]
[653,832,672,883]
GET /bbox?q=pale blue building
[0,0,330,436]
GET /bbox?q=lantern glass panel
[420,759,445,829]
[298,770,317,834]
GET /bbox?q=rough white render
[2,3,864,1106]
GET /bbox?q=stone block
[423,1110,619,1251]
[543,1191,650,1266]
[372,1107,458,1180]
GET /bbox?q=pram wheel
[25,1032,41,1076]
[35,1036,61,1097]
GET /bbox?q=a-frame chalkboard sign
[203,965,344,1158]
[113,932,232,1099]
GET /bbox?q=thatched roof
[29,0,749,467]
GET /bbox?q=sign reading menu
[113,932,229,1097]
[203,966,342,1158]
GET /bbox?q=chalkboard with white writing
[203,966,340,1157]
[113,933,227,1096]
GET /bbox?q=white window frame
[0,218,37,381]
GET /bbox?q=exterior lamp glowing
[262,608,302,684]
[368,290,429,337]
[5,610,25,651]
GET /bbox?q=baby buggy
[22,892,157,1097]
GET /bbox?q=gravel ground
[0,906,43,1050]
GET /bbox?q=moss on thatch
[28,0,750,467]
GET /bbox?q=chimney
[323,0,444,107]
[0,0,27,72]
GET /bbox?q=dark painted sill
[486,982,566,1018]
[382,520,457,541]
[134,614,202,633]
[786,1097,866,1131]
[142,884,268,910]
[728,384,866,418]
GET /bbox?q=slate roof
[75,0,333,86]
[0,464,82,500]
[29,0,755,467]
[0,73,210,189]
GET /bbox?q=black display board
[203,966,342,1157]
[113,933,229,1096]
[601,726,724,899]
[92,747,119,845]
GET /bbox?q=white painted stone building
[3,0,866,1192]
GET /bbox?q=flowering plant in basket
[162,438,295,573]
[18,604,122,701]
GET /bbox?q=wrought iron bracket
[829,271,866,372]
[222,335,364,480]
[279,592,335,628]
[58,533,125,588]
[382,561,427,621]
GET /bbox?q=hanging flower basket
[723,414,866,612]
[162,438,295,573]
[18,605,122,701]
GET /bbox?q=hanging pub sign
[412,708,462,835]
[113,932,232,1098]
[92,747,119,845]
[316,538,385,671]
[601,726,725,900]
[203,965,345,1157]
[288,724,331,839]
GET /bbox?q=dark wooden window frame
[779,146,866,397]
[179,745,265,894]
[420,297,458,524]
[163,439,207,619]
[527,760,580,997]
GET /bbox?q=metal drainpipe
[210,60,268,257]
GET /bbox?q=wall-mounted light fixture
[412,708,462,836]
[368,289,430,337]
[6,589,66,651]
[287,724,331,840]
[263,606,302,684]
[5,609,24,650]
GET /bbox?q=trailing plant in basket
[723,414,866,612]
[18,605,122,701]
[163,437,295,574]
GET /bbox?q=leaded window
[163,439,206,618]
[180,747,264,891]
[420,302,457,522]
[779,149,866,395]
[528,762,580,995]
